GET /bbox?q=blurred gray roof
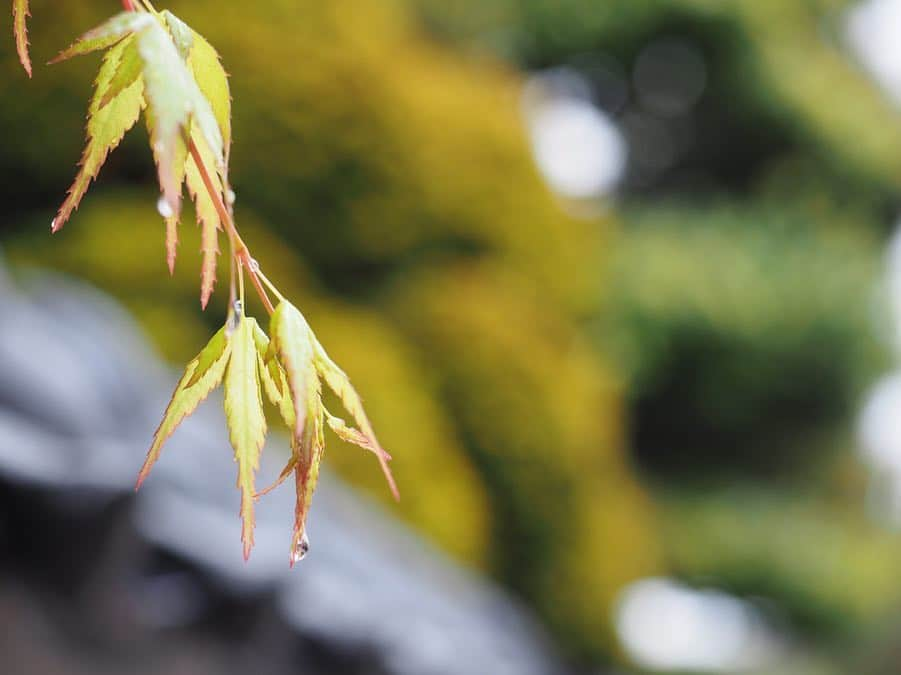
[0,257,569,675]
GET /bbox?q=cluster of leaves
[13,1,398,562]
[49,7,228,305]
[138,300,397,561]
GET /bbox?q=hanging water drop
[292,531,310,563]
[248,258,260,273]
[226,189,236,205]
[157,197,174,219]
[50,217,57,231]
[226,299,243,335]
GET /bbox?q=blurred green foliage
[662,486,901,635]
[414,0,901,669]
[415,0,901,205]
[606,202,886,480]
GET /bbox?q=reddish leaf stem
[187,139,275,315]
[122,0,136,10]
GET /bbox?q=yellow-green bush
[386,262,659,656]
[606,202,885,480]
[662,488,901,635]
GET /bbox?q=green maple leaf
[50,11,229,289]
[136,324,231,488]
[138,315,268,561]
[51,12,231,247]
[51,36,145,233]
[97,36,143,109]
[312,329,398,499]
[185,128,223,308]
[224,315,268,560]
[265,301,398,562]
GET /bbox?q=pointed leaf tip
[50,11,152,64]
[13,0,32,77]
[313,333,399,500]
[161,10,194,62]
[165,215,178,275]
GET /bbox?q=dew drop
[292,532,310,563]
[50,217,57,231]
[227,299,243,335]
[248,258,260,273]
[157,197,174,219]
[226,189,236,205]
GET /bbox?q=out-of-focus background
[5,0,901,673]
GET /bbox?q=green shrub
[605,202,886,480]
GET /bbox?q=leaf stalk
[187,138,276,315]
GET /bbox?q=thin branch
[187,139,276,315]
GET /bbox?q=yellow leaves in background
[136,301,398,562]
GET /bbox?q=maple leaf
[136,325,231,488]
[51,11,225,233]
[224,315,268,559]
[51,10,231,301]
[98,35,143,109]
[51,36,145,233]
[185,129,223,307]
[137,16,222,219]
[264,301,398,562]
[268,302,317,448]
[12,0,31,77]
[188,29,231,159]
[312,332,399,499]
[138,314,268,560]
[184,26,231,306]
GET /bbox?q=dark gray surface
[0,258,570,675]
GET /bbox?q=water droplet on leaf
[226,189,236,205]
[292,531,310,563]
[157,197,174,219]
[248,258,260,272]
[226,300,243,335]
[50,217,57,231]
